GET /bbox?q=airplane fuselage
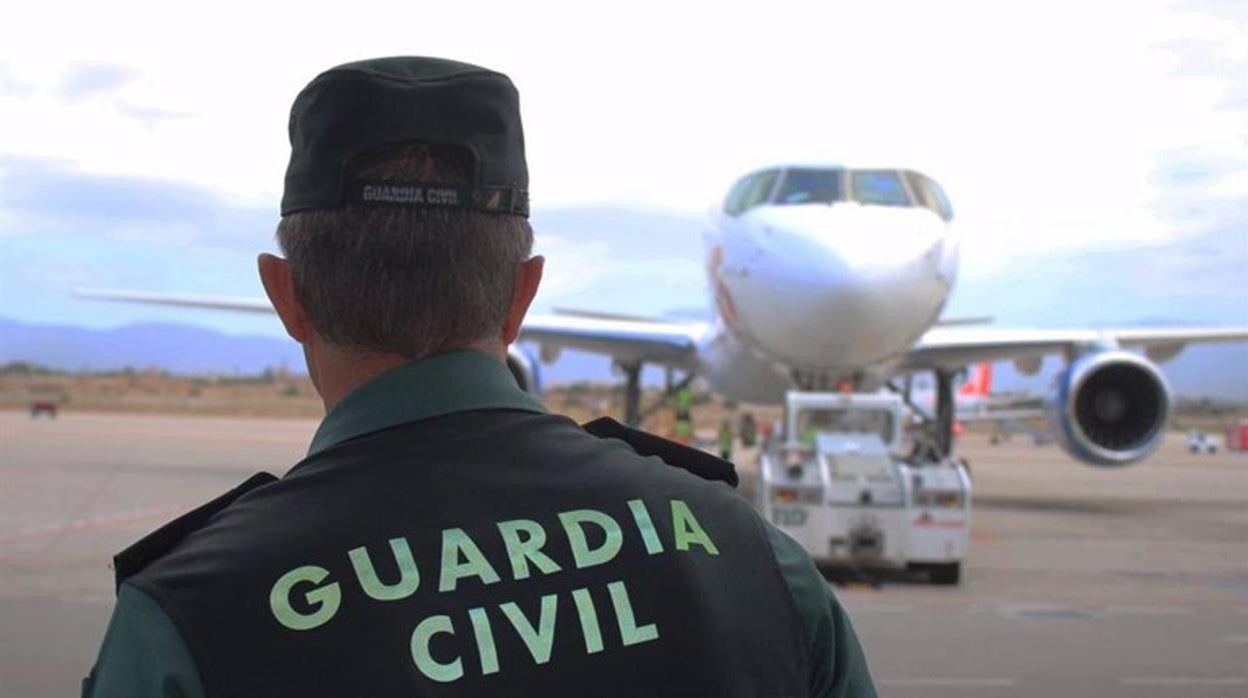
[695,166,959,402]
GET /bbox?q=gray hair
[276,143,533,358]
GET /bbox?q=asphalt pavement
[1,411,1245,697]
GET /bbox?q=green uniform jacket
[83,351,875,697]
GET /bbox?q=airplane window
[850,170,911,207]
[723,170,777,216]
[904,172,934,210]
[774,169,842,205]
[927,177,955,221]
[728,171,773,214]
[904,171,955,222]
[736,170,779,214]
[723,176,753,215]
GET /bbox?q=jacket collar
[307,350,545,457]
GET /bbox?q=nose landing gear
[890,368,958,463]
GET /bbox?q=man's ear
[258,253,314,344]
[502,255,544,345]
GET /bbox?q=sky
[0,0,1245,339]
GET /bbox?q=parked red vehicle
[29,399,58,418]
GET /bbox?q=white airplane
[80,165,1248,468]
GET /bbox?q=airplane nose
[815,211,947,281]
[767,211,945,295]
[724,207,954,369]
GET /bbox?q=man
[740,411,758,448]
[718,418,735,460]
[674,386,695,445]
[83,57,875,697]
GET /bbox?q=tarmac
[1,410,1245,697]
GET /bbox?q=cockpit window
[723,176,752,215]
[774,169,843,205]
[742,170,779,211]
[850,170,911,207]
[724,169,780,216]
[929,181,953,220]
[904,171,955,221]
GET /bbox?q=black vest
[120,411,809,697]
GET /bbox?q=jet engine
[1046,351,1170,467]
[506,345,543,396]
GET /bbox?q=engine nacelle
[1046,351,1170,467]
[506,344,543,396]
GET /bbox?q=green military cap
[281,56,529,217]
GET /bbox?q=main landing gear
[614,361,696,427]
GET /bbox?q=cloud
[0,0,1241,266]
[58,62,140,102]
[0,155,274,248]
[950,218,1248,327]
[0,62,32,97]
[532,234,613,298]
[0,159,710,332]
[2,1,1242,349]
[530,207,707,315]
[534,242,705,316]
[1151,147,1239,188]
[117,102,194,126]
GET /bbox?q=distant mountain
[0,318,304,375]
[0,316,630,385]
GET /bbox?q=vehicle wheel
[917,562,961,585]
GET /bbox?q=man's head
[258,57,543,396]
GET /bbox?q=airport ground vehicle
[756,391,971,584]
[1227,420,1248,452]
[1186,430,1219,454]
[29,398,58,418]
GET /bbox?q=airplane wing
[902,326,1248,370]
[955,405,1044,422]
[76,288,274,314]
[76,288,706,368]
[520,314,705,367]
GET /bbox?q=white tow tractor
[756,391,971,584]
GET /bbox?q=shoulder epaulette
[583,417,738,488]
[112,471,278,592]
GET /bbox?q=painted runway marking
[0,505,181,545]
[1001,605,1095,620]
[1102,605,1191,616]
[847,603,914,614]
[1121,677,1247,687]
[881,678,1015,688]
[59,593,115,604]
